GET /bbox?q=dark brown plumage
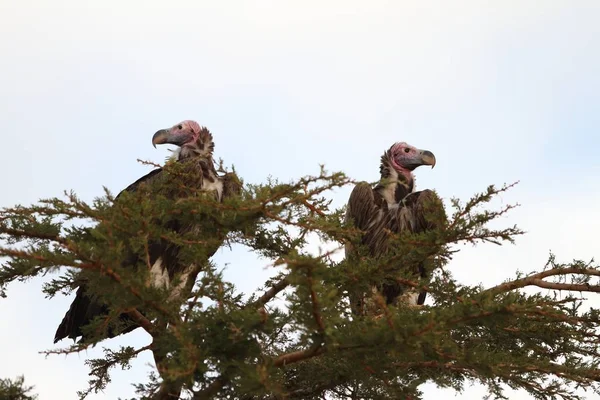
[54,121,242,343]
[345,142,445,315]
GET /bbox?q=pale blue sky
[1,1,599,399]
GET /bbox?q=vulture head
[152,120,215,160]
[388,142,436,171]
[381,142,436,180]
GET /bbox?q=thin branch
[306,268,326,333]
[528,279,600,293]
[124,308,155,335]
[302,199,326,216]
[272,344,326,367]
[485,267,600,296]
[392,360,479,375]
[0,227,70,246]
[248,276,290,309]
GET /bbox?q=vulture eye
[404,148,411,153]
[178,125,183,130]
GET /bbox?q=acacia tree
[0,375,38,400]
[1,161,599,400]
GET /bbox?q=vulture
[54,120,241,343]
[345,142,446,316]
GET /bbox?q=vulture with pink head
[345,142,446,316]
[54,120,242,343]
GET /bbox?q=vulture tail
[53,285,100,343]
[54,285,138,343]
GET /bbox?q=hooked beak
[419,150,436,169]
[404,149,436,170]
[152,129,170,148]
[152,128,189,148]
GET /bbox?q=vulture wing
[54,167,167,343]
[115,167,165,199]
[54,158,238,343]
[345,182,379,233]
[344,182,390,315]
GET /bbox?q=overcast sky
[1,1,599,399]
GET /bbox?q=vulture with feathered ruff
[54,120,241,343]
[345,142,446,316]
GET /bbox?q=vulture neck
[169,128,216,162]
[376,153,414,208]
[167,130,223,200]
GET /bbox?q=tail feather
[54,286,139,344]
[53,285,101,343]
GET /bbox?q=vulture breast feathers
[345,142,446,316]
[54,120,242,343]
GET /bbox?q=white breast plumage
[203,179,224,201]
[149,257,170,289]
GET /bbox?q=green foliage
[1,162,600,400]
[0,376,38,400]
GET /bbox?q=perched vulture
[54,120,241,343]
[345,142,446,316]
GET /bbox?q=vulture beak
[152,129,171,148]
[419,150,436,169]
[404,149,436,170]
[152,128,190,148]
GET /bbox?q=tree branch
[306,268,326,333]
[272,344,326,367]
[485,267,600,296]
[124,308,155,335]
[248,276,290,310]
